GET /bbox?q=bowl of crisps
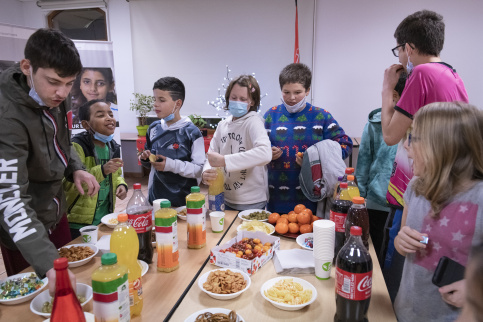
[198,268,251,300]
[101,212,121,229]
[260,276,317,311]
[58,244,98,268]
[237,220,274,235]
[30,283,93,317]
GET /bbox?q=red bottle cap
[133,183,142,190]
[350,226,362,236]
[340,182,348,188]
[345,167,354,174]
[352,197,365,204]
[54,257,68,270]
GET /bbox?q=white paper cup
[313,220,335,258]
[153,199,169,215]
[210,211,225,233]
[314,257,332,280]
[79,225,98,244]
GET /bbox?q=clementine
[300,224,312,234]
[303,208,313,216]
[288,222,299,234]
[297,211,311,225]
[268,213,280,224]
[294,204,306,214]
[275,222,289,234]
[288,213,298,223]
[276,217,289,225]
[311,215,319,223]
[288,210,296,217]
[281,214,289,220]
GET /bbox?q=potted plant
[188,114,208,136]
[130,93,154,136]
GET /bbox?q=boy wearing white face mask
[140,77,205,207]
[64,99,127,238]
[264,63,352,215]
[202,75,272,211]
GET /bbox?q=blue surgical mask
[93,131,114,143]
[163,103,177,122]
[406,56,414,75]
[228,101,249,118]
[28,67,47,106]
[281,95,307,114]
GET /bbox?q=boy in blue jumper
[264,63,352,215]
[140,77,205,206]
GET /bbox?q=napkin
[273,249,315,275]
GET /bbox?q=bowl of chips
[101,213,121,229]
[0,273,47,305]
[198,268,251,300]
[58,244,98,268]
[185,308,245,322]
[237,221,274,235]
[30,283,93,317]
[260,276,317,311]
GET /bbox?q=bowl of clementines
[268,204,320,238]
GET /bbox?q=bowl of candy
[0,272,48,305]
[296,233,313,251]
[30,283,92,317]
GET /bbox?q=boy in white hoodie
[140,77,205,207]
[202,75,272,211]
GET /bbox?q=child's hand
[295,152,303,166]
[383,64,404,92]
[395,225,427,254]
[271,146,282,160]
[202,169,217,185]
[139,150,151,161]
[439,280,466,308]
[151,155,167,171]
[103,158,123,175]
[116,185,127,200]
[206,151,226,167]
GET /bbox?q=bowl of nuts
[198,268,251,300]
[58,244,98,268]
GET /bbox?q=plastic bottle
[332,176,344,199]
[126,183,153,264]
[334,226,372,322]
[330,182,352,262]
[208,167,225,212]
[50,258,85,322]
[155,200,179,272]
[186,186,206,249]
[345,197,370,249]
[110,213,143,317]
[347,175,360,199]
[92,253,130,322]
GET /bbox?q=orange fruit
[268,213,280,224]
[303,208,313,217]
[288,222,299,234]
[297,211,311,225]
[276,217,289,225]
[288,210,296,217]
[300,224,312,234]
[288,213,298,223]
[275,223,289,234]
[281,214,289,220]
[311,215,319,223]
[294,204,306,214]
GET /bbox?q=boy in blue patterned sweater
[264,63,352,215]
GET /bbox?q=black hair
[78,99,104,122]
[74,67,117,104]
[394,10,445,56]
[153,77,185,106]
[25,28,82,77]
[279,63,312,90]
[394,72,407,97]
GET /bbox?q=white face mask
[281,95,307,114]
[28,67,47,106]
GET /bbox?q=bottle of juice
[186,186,206,249]
[333,176,344,199]
[155,200,179,272]
[92,253,130,322]
[110,213,143,317]
[347,175,360,199]
[208,167,225,212]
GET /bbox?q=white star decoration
[452,230,465,242]
[426,224,432,232]
[452,247,458,253]
[439,216,450,227]
[459,205,468,213]
[433,242,442,252]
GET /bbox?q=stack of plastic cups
[313,219,335,280]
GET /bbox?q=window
[48,8,108,41]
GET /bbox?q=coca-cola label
[128,211,153,233]
[335,267,372,301]
[330,210,347,233]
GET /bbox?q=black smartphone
[432,256,465,288]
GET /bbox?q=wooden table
[169,216,396,322]
[1,210,239,321]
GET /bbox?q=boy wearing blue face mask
[64,99,127,238]
[202,75,272,211]
[140,77,205,206]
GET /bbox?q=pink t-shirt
[387,62,469,207]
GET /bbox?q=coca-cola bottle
[126,183,153,264]
[330,182,352,262]
[335,226,372,322]
[345,197,370,250]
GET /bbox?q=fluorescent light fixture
[36,0,107,10]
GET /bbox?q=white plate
[260,276,317,311]
[138,260,149,277]
[184,308,244,322]
[0,273,48,305]
[237,222,275,235]
[296,233,314,251]
[176,206,187,220]
[237,209,271,222]
[198,268,250,300]
[101,212,120,229]
[44,312,94,322]
[30,283,93,317]
[95,235,111,254]
[58,244,98,268]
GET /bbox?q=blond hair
[411,102,483,216]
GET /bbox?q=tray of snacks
[184,308,244,322]
[209,231,280,276]
[58,244,98,268]
[237,209,271,222]
[261,276,317,311]
[198,268,250,300]
[267,205,320,239]
[237,220,274,235]
[0,273,47,305]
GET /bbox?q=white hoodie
[203,111,272,205]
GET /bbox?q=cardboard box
[209,231,280,275]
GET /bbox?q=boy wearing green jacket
[64,99,127,238]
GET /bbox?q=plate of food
[176,206,187,220]
[138,260,149,277]
[237,220,274,235]
[184,308,244,322]
[101,212,121,229]
[296,233,313,250]
[198,268,251,300]
[30,283,92,317]
[58,244,98,268]
[261,276,317,311]
[0,273,48,305]
[237,209,271,222]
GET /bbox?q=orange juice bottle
[347,175,360,199]
[110,214,143,317]
[155,200,179,272]
[208,167,225,212]
[186,186,206,249]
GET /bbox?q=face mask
[281,95,307,114]
[93,131,114,143]
[228,101,249,118]
[163,102,177,122]
[28,67,47,106]
[406,56,414,75]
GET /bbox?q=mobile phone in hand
[432,256,465,288]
